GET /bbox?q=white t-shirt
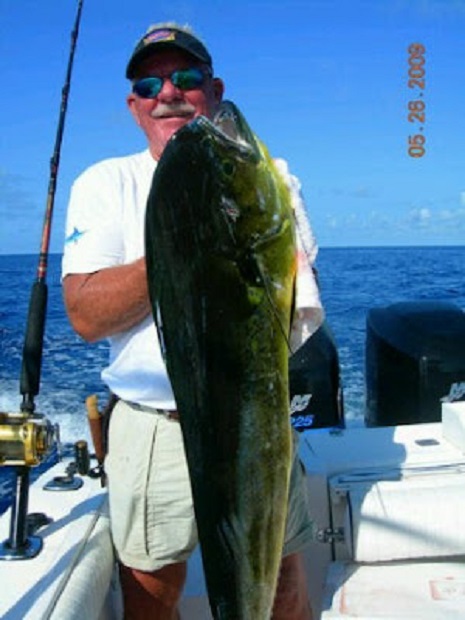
[62,149,323,409]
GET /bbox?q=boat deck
[1,407,465,618]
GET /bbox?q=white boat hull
[1,402,465,619]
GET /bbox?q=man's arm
[63,257,151,343]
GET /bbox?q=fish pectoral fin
[240,251,292,353]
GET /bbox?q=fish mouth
[196,100,261,160]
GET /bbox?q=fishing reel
[0,411,57,467]
[0,410,58,561]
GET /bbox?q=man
[62,23,322,620]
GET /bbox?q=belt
[125,401,180,421]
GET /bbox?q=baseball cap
[126,24,212,79]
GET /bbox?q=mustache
[151,103,196,119]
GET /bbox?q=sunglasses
[132,67,211,99]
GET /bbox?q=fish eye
[222,161,235,176]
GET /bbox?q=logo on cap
[143,30,176,46]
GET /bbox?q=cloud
[407,207,431,228]
[327,186,374,200]
[321,204,465,246]
[405,206,465,231]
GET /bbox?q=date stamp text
[407,43,426,158]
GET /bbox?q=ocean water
[0,246,464,512]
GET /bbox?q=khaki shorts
[105,400,314,572]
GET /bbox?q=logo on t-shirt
[65,227,87,245]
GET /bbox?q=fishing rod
[20,0,85,415]
[0,0,85,561]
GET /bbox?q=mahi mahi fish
[145,100,297,619]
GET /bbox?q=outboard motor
[365,301,465,427]
[289,320,344,431]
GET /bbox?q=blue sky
[1,0,464,253]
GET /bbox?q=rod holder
[0,467,42,560]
